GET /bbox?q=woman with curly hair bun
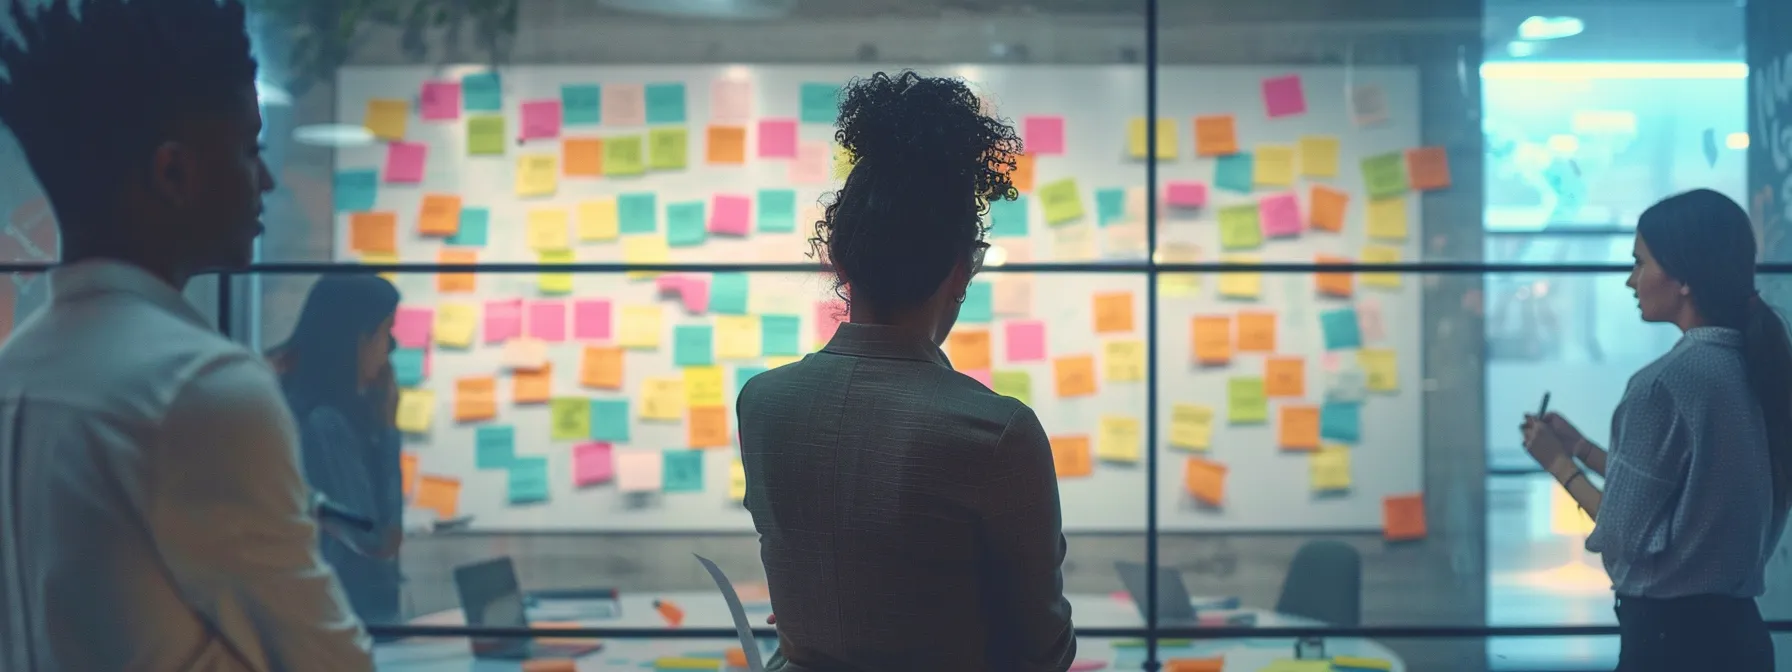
[736,71,1077,672]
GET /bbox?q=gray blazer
[737,322,1077,672]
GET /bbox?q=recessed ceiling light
[1506,40,1540,58]
[598,0,795,19]
[256,80,292,107]
[292,124,375,148]
[1727,132,1750,150]
[1518,16,1584,41]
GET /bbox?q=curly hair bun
[834,71,1020,198]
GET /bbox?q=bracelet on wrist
[1560,471,1584,489]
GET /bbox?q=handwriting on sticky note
[1092,292,1135,334]
[350,212,397,253]
[396,388,435,433]
[573,442,614,487]
[946,329,993,371]
[1103,340,1145,382]
[688,405,730,448]
[1232,311,1275,352]
[641,376,685,421]
[1366,196,1408,241]
[1358,348,1398,392]
[454,376,497,422]
[1097,416,1142,463]
[1360,246,1401,288]
[1218,204,1262,251]
[1264,356,1306,398]
[1050,436,1092,478]
[525,208,570,251]
[1054,355,1097,397]
[649,127,689,171]
[417,194,462,236]
[715,315,760,360]
[1311,445,1351,491]
[1253,144,1295,187]
[1218,255,1263,300]
[1259,193,1301,238]
[512,364,551,404]
[1191,315,1231,365]
[549,397,591,441]
[1384,493,1427,540]
[1193,115,1237,156]
[1299,135,1340,177]
[1169,404,1214,451]
[1361,152,1408,199]
[1038,178,1084,225]
[580,345,623,390]
[564,137,603,177]
[683,366,725,407]
[663,450,704,493]
[603,135,645,177]
[1227,377,1267,424]
[467,115,505,155]
[1279,406,1320,450]
[433,303,478,349]
[706,125,746,165]
[519,99,562,140]
[1185,458,1227,507]
[515,154,558,197]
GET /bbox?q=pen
[1537,392,1551,418]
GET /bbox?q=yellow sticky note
[1169,403,1214,451]
[1312,445,1352,491]
[623,235,669,281]
[1330,657,1391,672]
[641,377,685,420]
[515,154,558,197]
[1103,339,1145,382]
[618,305,662,349]
[1227,377,1268,424]
[363,98,409,141]
[649,127,688,170]
[1366,196,1408,241]
[433,303,478,348]
[1038,178,1085,225]
[766,355,802,369]
[1156,241,1201,297]
[832,144,856,181]
[1254,144,1296,187]
[527,208,571,251]
[715,316,760,360]
[360,252,399,282]
[395,388,435,434]
[604,135,645,176]
[1217,254,1262,300]
[537,249,574,294]
[1299,135,1340,177]
[684,366,726,407]
[1127,117,1178,159]
[578,198,620,242]
[728,459,748,501]
[1358,348,1399,392]
[1360,245,1401,288]
[1097,415,1142,463]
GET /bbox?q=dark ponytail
[1743,295,1792,513]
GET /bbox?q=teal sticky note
[1095,188,1126,226]
[663,450,704,493]
[1321,402,1362,442]
[448,207,489,246]
[1215,153,1254,193]
[644,82,687,124]
[561,84,601,125]
[462,71,502,111]
[735,365,768,398]
[590,399,630,442]
[507,456,550,504]
[757,188,798,233]
[988,196,1028,237]
[390,348,425,387]
[761,314,800,356]
[618,192,657,234]
[959,282,993,323]
[674,324,714,366]
[1320,308,1363,350]
[800,83,840,124]
[334,170,378,212]
[476,425,516,469]
[710,273,749,315]
[666,201,707,247]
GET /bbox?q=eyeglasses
[388,335,398,354]
[971,241,991,275]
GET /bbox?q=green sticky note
[960,282,992,323]
[649,127,688,170]
[448,207,489,246]
[663,450,704,493]
[1218,204,1263,250]
[710,273,749,315]
[1227,376,1268,424]
[618,192,657,234]
[674,325,714,366]
[988,196,1028,237]
[666,201,707,247]
[507,456,550,504]
[1095,188,1127,226]
[1260,660,1333,672]
[604,135,644,176]
[762,314,800,356]
[475,425,516,469]
[800,83,840,124]
[462,71,502,111]
[757,188,798,233]
[550,397,592,440]
[391,348,426,387]
[562,84,601,125]
[735,365,768,398]
[590,399,630,442]
[1361,152,1408,199]
[1037,178,1085,224]
[467,115,506,156]
[991,370,1031,405]
[644,82,687,124]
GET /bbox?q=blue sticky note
[673,325,714,366]
[644,82,687,124]
[1095,188,1127,226]
[476,425,517,470]
[562,84,601,125]
[710,273,749,315]
[666,201,707,247]
[1321,402,1362,443]
[448,207,489,246]
[334,170,378,212]
[1215,153,1254,194]
[988,196,1028,237]
[761,314,800,356]
[960,282,993,323]
[757,188,798,233]
[618,192,657,234]
[735,365,769,398]
[507,456,550,504]
[1320,308,1363,350]
[663,450,704,493]
[590,399,630,442]
[462,71,502,111]
[800,83,840,124]
[390,348,426,387]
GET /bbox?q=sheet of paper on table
[693,554,767,672]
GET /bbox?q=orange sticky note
[563,137,603,177]
[521,659,576,672]
[1166,657,1225,672]
[1193,115,1238,156]
[1236,311,1277,352]
[654,599,685,627]
[1191,315,1231,365]
[418,194,462,236]
[513,364,552,405]
[1050,435,1093,478]
[725,649,749,667]
[1279,405,1320,450]
[1010,153,1036,193]
[579,345,623,390]
[1309,185,1349,232]
[1054,355,1097,397]
[1093,292,1135,333]
[1406,146,1451,191]
[1384,493,1428,540]
[707,125,747,164]
[437,249,477,293]
[415,475,461,519]
[454,376,497,422]
[350,212,398,253]
[400,452,419,497]
[688,405,730,448]
[947,329,993,371]
[1315,253,1354,297]
[1264,356,1305,397]
[1185,458,1226,506]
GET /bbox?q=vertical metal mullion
[1142,0,1161,669]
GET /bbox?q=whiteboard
[334,64,1423,532]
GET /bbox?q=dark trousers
[1615,594,1773,672]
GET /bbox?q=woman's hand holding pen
[1521,413,1581,481]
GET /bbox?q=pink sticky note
[655,274,690,296]
[758,118,797,158]
[678,276,711,314]
[1165,181,1207,208]
[815,300,846,344]
[709,195,751,236]
[419,81,461,121]
[484,299,523,343]
[1259,193,1302,237]
[965,369,993,389]
[519,100,563,140]
[1005,320,1047,362]
[789,140,830,184]
[573,299,612,340]
[1262,74,1308,118]
[573,442,615,487]
[392,307,433,348]
[603,83,646,126]
[383,142,427,184]
[527,300,567,342]
[712,79,753,122]
[1023,116,1065,155]
[1358,298,1386,342]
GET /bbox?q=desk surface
[377,591,1404,671]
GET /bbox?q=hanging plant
[247,0,518,96]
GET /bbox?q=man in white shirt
[0,1,374,670]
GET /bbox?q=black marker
[1537,392,1551,419]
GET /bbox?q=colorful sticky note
[728,459,748,501]
[616,450,663,493]
[350,212,398,254]
[416,194,462,237]
[1320,308,1363,350]
[1218,204,1263,250]
[580,345,623,390]
[1236,311,1277,352]
[642,82,687,124]
[832,144,856,180]
[761,315,801,356]
[1325,361,1368,404]
[1311,446,1352,491]
[758,118,798,158]
[437,249,476,293]
[1096,188,1129,225]
[1299,135,1340,177]
[1038,179,1084,224]
[536,249,575,294]
[789,140,830,184]
[1259,193,1301,238]
[1185,458,1227,506]
[590,399,630,442]
[334,170,378,212]
[1407,146,1451,190]
[1360,246,1402,288]
[683,366,725,408]
[1097,415,1142,463]
[520,100,562,140]
[799,83,839,124]
[615,193,657,235]
[1351,84,1391,126]
[363,98,409,141]
[1009,153,1036,192]
[1309,185,1350,232]
[709,195,751,236]
[663,450,704,493]
[515,154,558,197]
[395,389,435,434]
[1126,117,1178,159]
[475,425,516,469]
[401,453,418,496]
[1217,254,1263,300]
[1265,356,1306,397]
[1384,493,1428,541]
[990,370,1031,404]
[383,142,426,183]
[570,199,618,242]
[500,339,546,372]
[1226,377,1267,424]
[481,300,521,344]
[1279,405,1320,450]
[1050,436,1093,478]
[549,397,593,441]
[602,83,645,126]
[1092,292,1135,334]
[391,348,426,387]
[433,303,478,349]
[1004,320,1046,362]
[461,71,502,111]
[1253,144,1295,187]
[420,81,461,121]
[1320,402,1362,442]
[1191,315,1231,365]
[993,277,1033,316]
[1261,74,1307,118]
[1358,348,1399,392]
[467,115,506,156]
[1214,153,1253,194]
[415,475,460,519]
[1054,355,1097,397]
[959,282,993,324]
[526,300,566,343]
[757,189,797,233]
[648,127,689,170]
[707,125,747,165]
[526,208,570,251]
[1169,403,1214,451]
[507,456,551,504]
[1023,116,1066,155]
[562,84,601,125]
[688,405,730,448]
[988,196,1029,238]
[946,329,993,371]
[815,300,846,345]
[512,364,551,405]
[1165,181,1207,209]
[573,442,614,487]
[673,325,714,366]
[1361,153,1409,199]
[1103,340,1145,382]
[711,78,753,121]
[666,200,707,247]
[1193,115,1238,156]
[604,135,645,176]
[697,273,743,316]
[563,137,603,177]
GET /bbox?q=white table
[375,591,1405,671]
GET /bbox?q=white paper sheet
[694,554,767,672]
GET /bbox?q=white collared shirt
[0,260,373,671]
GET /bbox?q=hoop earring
[955,293,967,304]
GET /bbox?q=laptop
[1114,561,1198,623]
[453,557,604,660]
